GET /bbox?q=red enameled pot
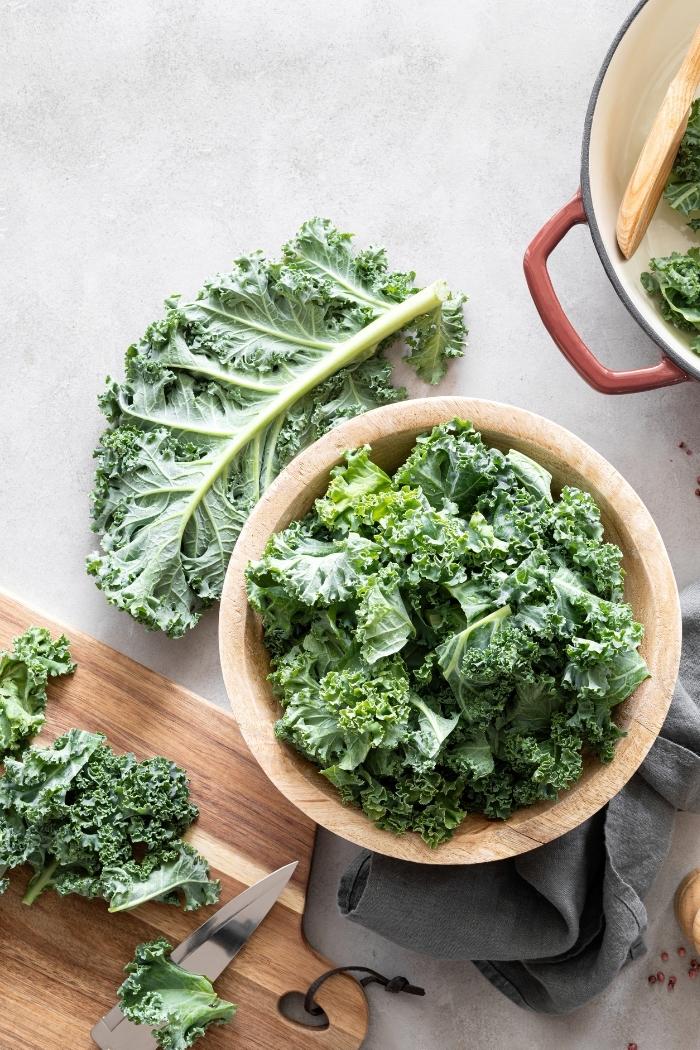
[524,0,700,394]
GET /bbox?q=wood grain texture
[220,397,681,865]
[616,22,700,258]
[0,593,367,1050]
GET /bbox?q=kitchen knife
[91,861,298,1049]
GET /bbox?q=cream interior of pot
[586,0,700,373]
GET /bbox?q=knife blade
[91,861,297,1050]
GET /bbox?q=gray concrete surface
[2,1,699,1047]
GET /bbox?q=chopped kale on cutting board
[0,627,75,759]
[118,938,236,1050]
[0,728,219,910]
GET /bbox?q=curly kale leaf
[0,627,75,759]
[641,248,700,353]
[245,420,649,846]
[246,521,379,607]
[664,98,700,220]
[105,843,220,913]
[550,487,624,598]
[356,569,415,664]
[444,731,495,779]
[404,296,467,384]
[323,761,468,848]
[118,937,235,1050]
[275,656,411,771]
[394,419,504,513]
[0,729,219,910]
[437,606,539,728]
[408,694,459,761]
[88,219,467,637]
[315,445,392,532]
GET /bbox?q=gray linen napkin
[338,582,700,1013]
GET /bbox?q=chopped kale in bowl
[245,420,649,847]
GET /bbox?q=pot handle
[523,190,690,394]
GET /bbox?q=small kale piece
[664,98,700,221]
[641,248,700,353]
[246,420,649,846]
[0,627,75,759]
[356,569,415,664]
[0,729,219,909]
[118,937,235,1050]
[106,843,221,913]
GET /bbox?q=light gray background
[2,1,700,1047]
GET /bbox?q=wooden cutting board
[0,592,368,1050]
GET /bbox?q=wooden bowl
[219,398,681,864]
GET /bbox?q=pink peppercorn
[668,975,677,990]
[628,1044,638,1050]
[689,969,697,979]
[648,974,657,984]
[679,947,687,957]
[661,951,669,961]
[657,971,665,983]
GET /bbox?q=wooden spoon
[674,868,700,953]
[616,25,700,260]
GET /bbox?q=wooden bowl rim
[219,397,681,864]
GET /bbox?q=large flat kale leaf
[88,219,467,637]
